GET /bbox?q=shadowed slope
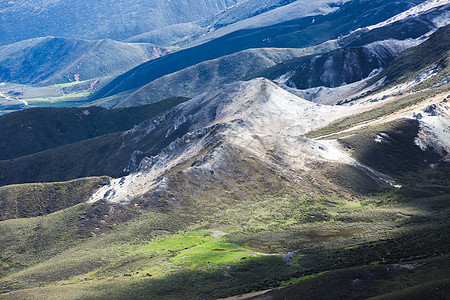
[0,97,188,160]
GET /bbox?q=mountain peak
[88,78,366,204]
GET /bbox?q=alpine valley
[0,0,449,299]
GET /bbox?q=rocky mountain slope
[0,37,166,85]
[1,73,448,299]
[371,21,450,88]
[89,78,386,204]
[89,74,450,204]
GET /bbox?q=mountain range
[89,0,430,102]
[0,0,239,45]
[0,1,449,299]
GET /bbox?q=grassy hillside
[0,132,124,187]
[0,95,196,187]
[0,2,448,299]
[91,0,422,101]
[242,255,450,299]
[0,177,106,221]
[0,96,188,160]
[0,37,165,85]
[338,119,443,180]
[0,142,448,299]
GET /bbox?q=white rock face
[176,78,354,135]
[415,102,450,161]
[89,78,368,204]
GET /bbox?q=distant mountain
[0,0,240,46]
[279,4,450,89]
[113,39,415,108]
[0,37,166,85]
[91,0,425,102]
[242,4,450,103]
[125,0,349,47]
[98,1,450,108]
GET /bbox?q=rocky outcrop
[283,39,418,89]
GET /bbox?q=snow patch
[363,39,421,59]
[374,132,390,144]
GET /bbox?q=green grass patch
[0,204,89,279]
[27,92,91,102]
[133,231,256,266]
[173,241,252,264]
